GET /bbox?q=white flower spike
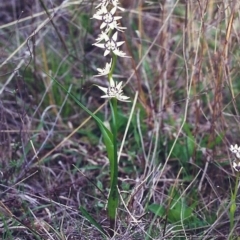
[94,58,112,77]
[97,77,130,102]
[93,1,130,58]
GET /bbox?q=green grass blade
[80,206,108,237]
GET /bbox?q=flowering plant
[229,143,240,236]
[92,0,130,236]
[52,1,130,236]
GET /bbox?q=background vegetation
[0,0,240,239]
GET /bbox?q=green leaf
[183,123,195,159]
[80,206,108,236]
[52,78,114,164]
[99,123,114,164]
[148,204,165,217]
[149,187,194,224]
[148,202,192,224]
[169,202,192,223]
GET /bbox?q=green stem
[108,54,117,80]
[107,98,119,236]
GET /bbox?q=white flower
[93,32,126,57]
[111,0,125,11]
[97,77,130,102]
[95,28,126,46]
[94,58,112,77]
[233,159,240,172]
[95,31,109,44]
[112,48,131,58]
[230,144,240,167]
[96,0,125,11]
[96,0,109,9]
[94,32,124,55]
[93,7,122,31]
[105,20,126,32]
[230,144,240,155]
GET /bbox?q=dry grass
[1,0,240,239]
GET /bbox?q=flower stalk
[92,0,130,236]
[108,98,118,232]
